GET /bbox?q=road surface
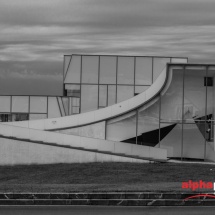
[0,206,215,215]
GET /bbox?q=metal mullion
[47,97,49,118]
[56,97,63,117]
[64,55,72,82]
[116,56,118,104]
[105,120,107,140]
[181,66,185,161]
[28,96,30,121]
[68,97,71,115]
[63,55,65,82]
[134,57,136,96]
[98,56,100,110]
[80,55,82,113]
[158,93,161,148]
[106,85,108,107]
[152,57,154,84]
[136,109,138,145]
[204,66,208,160]
[10,96,12,113]
[61,97,67,116]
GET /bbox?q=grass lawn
[0,162,215,192]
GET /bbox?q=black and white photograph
[0,0,215,214]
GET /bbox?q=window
[12,113,29,121]
[81,85,98,112]
[117,57,134,84]
[64,55,81,83]
[82,56,99,84]
[100,56,116,84]
[117,85,134,103]
[65,85,80,97]
[204,77,213,87]
[0,114,12,122]
[135,57,152,85]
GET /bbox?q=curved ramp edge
[3,67,168,131]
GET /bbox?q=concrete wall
[0,123,167,163]
[0,137,149,165]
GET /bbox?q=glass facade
[5,53,215,161]
[64,55,187,113]
[81,85,98,113]
[104,64,215,160]
[0,95,74,122]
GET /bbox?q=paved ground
[0,206,215,215]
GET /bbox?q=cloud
[0,60,63,95]
[1,0,215,94]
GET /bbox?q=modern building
[1,54,215,164]
[0,55,187,122]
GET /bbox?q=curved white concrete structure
[4,66,168,131]
[1,62,215,164]
[0,66,170,164]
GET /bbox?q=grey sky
[0,0,215,95]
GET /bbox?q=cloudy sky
[1,0,215,95]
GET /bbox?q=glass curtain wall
[64,55,182,113]
[106,64,213,161]
[206,66,215,159]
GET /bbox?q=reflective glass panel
[0,114,12,122]
[108,85,116,106]
[206,69,215,144]
[161,69,184,123]
[99,85,107,107]
[81,85,98,113]
[137,97,160,146]
[100,56,116,84]
[71,97,80,107]
[62,97,69,115]
[153,58,170,82]
[117,85,134,103]
[183,69,206,122]
[135,57,152,85]
[135,86,149,94]
[29,114,47,120]
[0,96,10,112]
[82,56,99,84]
[64,55,81,83]
[48,97,61,118]
[183,123,205,159]
[12,96,29,113]
[65,84,80,97]
[72,107,80,114]
[63,55,72,78]
[12,113,29,121]
[117,57,134,84]
[160,122,182,158]
[30,96,47,113]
